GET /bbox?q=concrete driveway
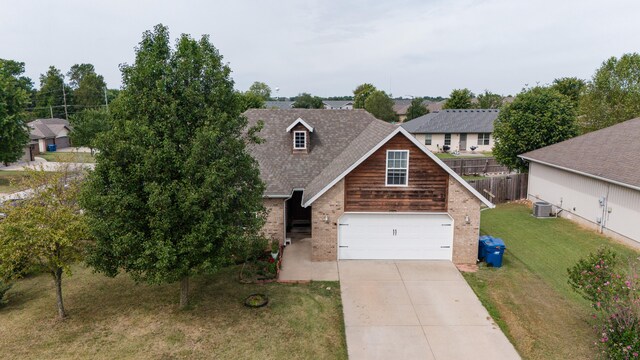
[339,260,520,360]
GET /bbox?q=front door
[459,134,467,151]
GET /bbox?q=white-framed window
[424,134,432,146]
[293,131,306,149]
[477,133,490,145]
[386,150,409,186]
[444,133,451,146]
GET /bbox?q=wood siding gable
[345,133,449,212]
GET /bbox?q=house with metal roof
[519,117,640,245]
[244,109,494,264]
[27,118,72,153]
[401,109,499,153]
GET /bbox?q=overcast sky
[1,0,639,98]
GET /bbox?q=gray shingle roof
[401,109,498,133]
[244,109,396,199]
[27,118,70,139]
[520,117,640,189]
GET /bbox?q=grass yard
[464,203,640,360]
[0,171,33,193]
[39,152,95,163]
[0,266,346,360]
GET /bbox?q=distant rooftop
[401,109,499,133]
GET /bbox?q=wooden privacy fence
[441,157,510,175]
[465,173,529,204]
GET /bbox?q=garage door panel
[338,213,453,260]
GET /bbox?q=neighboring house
[323,100,353,109]
[27,118,72,152]
[245,109,494,264]
[401,109,499,153]
[520,118,640,245]
[392,99,414,122]
[21,137,40,162]
[265,100,353,110]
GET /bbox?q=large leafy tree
[67,63,107,108]
[365,90,397,122]
[551,77,585,104]
[353,83,377,109]
[247,81,271,101]
[405,97,429,121]
[69,108,111,154]
[80,25,266,308]
[443,88,474,109]
[476,90,503,109]
[291,92,324,108]
[493,86,577,171]
[0,59,32,165]
[0,166,87,319]
[35,66,73,118]
[579,53,640,133]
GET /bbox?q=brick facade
[262,198,285,245]
[447,176,482,264]
[311,179,345,261]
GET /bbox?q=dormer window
[286,117,314,153]
[294,131,307,149]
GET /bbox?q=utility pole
[62,84,69,120]
[104,87,109,113]
[49,106,53,119]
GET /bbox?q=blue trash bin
[47,144,57,152]
[478,235,492,260]
[484,237,506,268]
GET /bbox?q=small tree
[0,59,32,165]
[493,86,577,171]
[405,98,429,121]
[247,81,271,101]
[579,53,640,133]
[443,88,474,109]
[69,108,111,154]
[0,165,87,319]
[364,90,397,122]
[80,25,267,309]
[476,90,503,109]
[292,92,324,109]
[353,83,377,109]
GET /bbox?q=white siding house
[520,117,640,246]
[401,109,498,153]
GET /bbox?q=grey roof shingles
[401,109,499,134]
[244,109,396,199]
[520,117,640,189]
[27,118,70,139]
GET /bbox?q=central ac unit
[533,202,553,218]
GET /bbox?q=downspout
[600,184,610,234]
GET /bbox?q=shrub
[568,246,626,309]
[568,247,640,359]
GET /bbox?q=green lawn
[0,171,32,193]
[462,175,486,181]
[0,265,346,359]
[39,152,95,163]
[464,203,639,359]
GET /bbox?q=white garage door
[338,213,453,260]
